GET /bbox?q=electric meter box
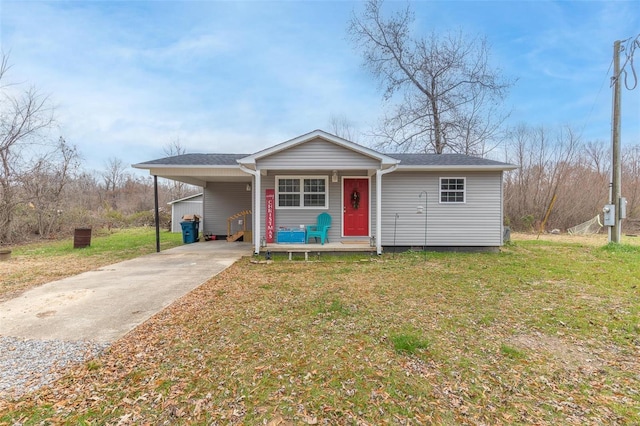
[619,197,627,219]
[603,204,616,226]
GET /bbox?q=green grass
[11,227,183,259]
[500,343,526,360]
[390,330,430,354]
[1,237,639,424]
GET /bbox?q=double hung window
[276,176,328,209]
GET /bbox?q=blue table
[277,228,306,244]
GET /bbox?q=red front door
[343,178,369,237]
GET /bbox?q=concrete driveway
[0,241,251,343]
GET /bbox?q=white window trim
[439,177,466,204]
[275,175,329,209]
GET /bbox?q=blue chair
[306,212,331,244]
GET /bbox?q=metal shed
[168,193,203,233]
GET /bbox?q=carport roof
[135,153,248,166]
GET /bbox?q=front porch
[259,240,378,259]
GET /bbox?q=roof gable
[237,129,399,167]
[167,193,203,204]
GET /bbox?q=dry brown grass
[0,228,183,302]
[0,255,112,302]
[512,231,640,246]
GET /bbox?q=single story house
[168,193,203,233]
[133,129,517,255]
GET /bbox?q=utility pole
[610,40,622,243]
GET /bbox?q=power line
[613,33,640,91]
[580,58,613,139]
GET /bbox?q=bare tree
[163,137,194,201]
[67,171,102,211]
[328,114,359,142]
[0,53,57,243]
[454,85,509,156]
[503,124,607,231]
[23,137,80,237]
[163,136,187,158]
[585,140,610,175]
[101,157,127,193]
[120,174,155,214]
[348,0,513,155]
[100,157,129,209]
[622,145,640,224]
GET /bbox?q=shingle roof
[388,153,513,167]
[136,153,248,166]
[135,152,515,169]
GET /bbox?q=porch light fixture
[332,170,338,183]
[246,183,251,191]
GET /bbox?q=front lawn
[1,237,639,424]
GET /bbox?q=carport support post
[154,175,160,253]
[253,172,261,254]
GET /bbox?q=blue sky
[1,0,638,172]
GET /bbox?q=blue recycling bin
[180,221,199,244]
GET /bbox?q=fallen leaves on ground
[1,241,639,425]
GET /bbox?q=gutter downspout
[238,164,261,254]
[375,164,399,255]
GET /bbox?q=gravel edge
[0,336,109,399]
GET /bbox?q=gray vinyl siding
[380,171,503,246]
[171,196,203,232]
[203,182,252,236]
[259,171,371,242]
[257,138,380,170]
[202,170,504,246]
